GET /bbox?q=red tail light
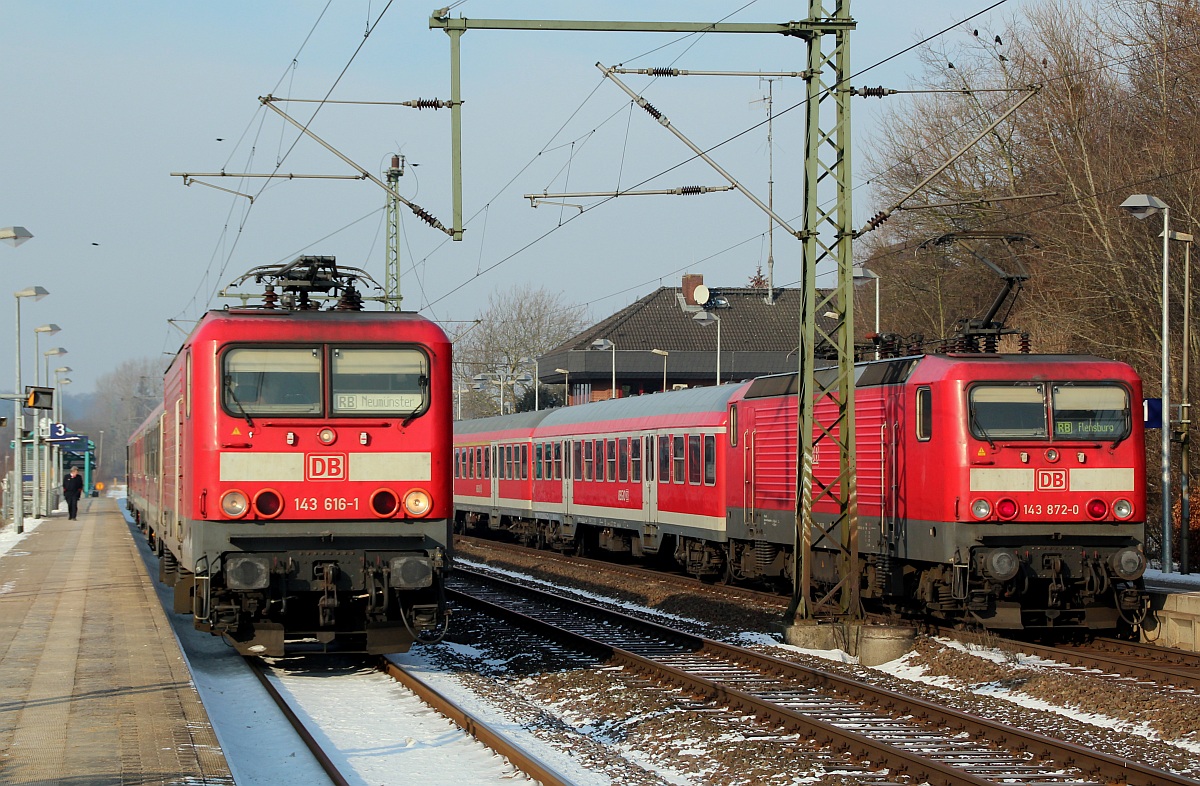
[254,489,283,519]
[996,498,1018,520]
[1086,498,1107,520]
[371,488,399,518]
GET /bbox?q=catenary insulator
[854,86,894,98]
[649,68,678,77]
[679,186,703,195]
[639,100,663,121]
[1020,332,1031,354]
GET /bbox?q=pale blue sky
[0,1,1027,395]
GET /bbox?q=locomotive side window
[224,347,321,416]
[331,348,427,416]
[673,436,686,484]
[1052,385,1129,440]
[968,384,1047,439]
[916,386,932,441]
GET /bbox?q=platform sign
[1144,398,1162,430]
[48,422,68,440]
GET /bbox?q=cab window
[331,348,427,416]
[1052,385,1130,441]
[968,384,1047,439]
[224,347,321,416]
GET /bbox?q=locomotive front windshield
[330,348,426,415]
[223,346,428,417]
[968,382,1130,442]
[224,348,322,415]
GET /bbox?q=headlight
[403,489,432,517]
[390,555,433,588]
[221,490,249,519]
[1109,548,1146,581]
[225,555,271,589]
[982,549,1020,581]
[317,427,337,445]
[971,499,991,519]
[1113,499,1133,519]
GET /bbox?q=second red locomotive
[454,352,1148,632]
[128,257,453,655]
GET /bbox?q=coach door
[643,434,659,525]
[489,442,500,513]
[561,439,572,519]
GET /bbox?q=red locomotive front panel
[208,340,447,524]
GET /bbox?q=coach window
[521,444,529,480]
[223,347,321,416]
[331,348,427,417]
[607,439,617,481]
[583,440,593,481]
[554,442,563,480]
[704,435,716,485]
[618,438,629,482]
[1051,385,1130,441]
[659,435,671,483]
[646,436,654,482]
[535,443,543,479]
[688,435,702,484]
[673,436,686,484]
[916,386,932,441]
[969,384,1047,439]
[480,447,488,479]
[629,438,641,482]
[455,449,461,479]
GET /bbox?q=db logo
[307,453,347,481]
[1036,469,1068,491]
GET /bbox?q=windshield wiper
[970,409,996,450]
[223,375,255,428]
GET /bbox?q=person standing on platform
[63,466,84,521]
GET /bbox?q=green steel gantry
[430,2,859,623]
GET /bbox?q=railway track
[247,655,569,785]
[450,566,1196,786]
[974,634,1200,692]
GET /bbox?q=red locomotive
[128,257,453,655]
[454,352,1148,632]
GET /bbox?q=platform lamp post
[30,327,61,518]
[12,285,49,533]
[1168,229,1194,573]
[590,339,616,400]
[651,349,669,392]
[853,266,881,359]
[2,227,35,528]
[1121,194,1173,573]
[555,368,570,406]
[53,369,71,510]
[692,311,722,385]
[39,346,66,516]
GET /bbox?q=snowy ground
[3,500,1199,784]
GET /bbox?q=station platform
[0,496,233,784]
[1145,570,1200,652]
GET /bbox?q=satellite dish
[693,284,710,305]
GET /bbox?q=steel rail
[246,658,350,786]
[377,657,574,786]
[452,569,1196,786]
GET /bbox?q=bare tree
[450,283,587,419]
[76,357,166,481]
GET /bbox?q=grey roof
[545,285,832,356]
